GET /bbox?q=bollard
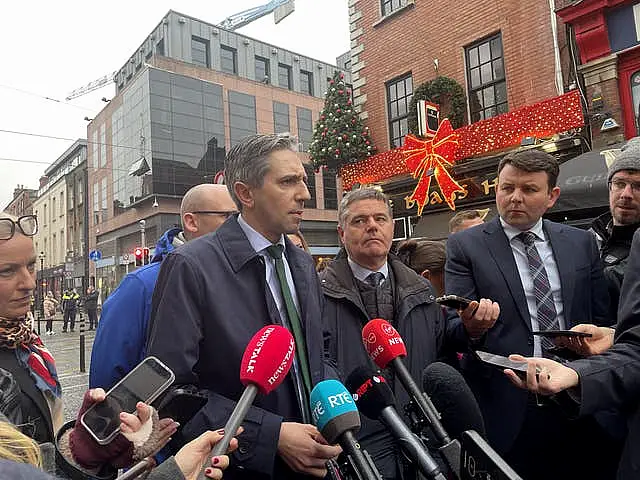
[79,311,86,373]
[37,312,41,336]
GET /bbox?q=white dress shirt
[500,218,565,357]
[237,215,301,322]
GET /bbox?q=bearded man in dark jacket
[321,187,499,480]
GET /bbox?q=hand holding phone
[81,356,175,445]
[436,295,473,310]
[474,350,530,380]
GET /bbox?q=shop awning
[550,150,610,213]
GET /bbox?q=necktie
[518,232,557,350]
[265,244,312,395]
[366,272,385,287]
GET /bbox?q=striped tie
[518,232,557,350]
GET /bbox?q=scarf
[0,312,62,398]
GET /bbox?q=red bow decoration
[402,119,465,214]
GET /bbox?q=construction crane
[65,0,295,100]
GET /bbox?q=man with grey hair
[321,186,499,479]
[147,134,341,480]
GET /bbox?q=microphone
[310,379,382,480]
[423,363,522,480]
[345,366,447,480]
[422,362,486,440]
[361,319,450,445]
[197,325,295,480]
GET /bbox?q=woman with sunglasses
[0,213,63,445]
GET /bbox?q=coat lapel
[484,218,532,330]
[544,220,575,325]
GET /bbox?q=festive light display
[403,120,464,213]
[341,90,584,191]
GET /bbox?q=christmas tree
[309,71,375,172]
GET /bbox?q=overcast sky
[0,0,349,209]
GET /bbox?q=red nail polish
[216,429,225,435]
[213,457,220,465]
[205,468,213,475]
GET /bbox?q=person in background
[287,230,310,253]
[90,184,237,391]
[589,142,640,321]
[0,213,63,446]
[42,292,58,336]
[396,239,446,296]
[84,286,99,330]
[61,288,79,333]
[448,208,488,234]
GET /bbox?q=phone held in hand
[474,350,529,380]
[156,387,208,427]
[531,330,592,338]
[80,356,175,445]
[436,294,474,310]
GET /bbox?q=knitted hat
[607,140,640,182]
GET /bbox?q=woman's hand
[174,428,242,480]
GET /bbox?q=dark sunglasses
[0,215,38,240]
[191,210,236,219]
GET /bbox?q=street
[40,313,97,423]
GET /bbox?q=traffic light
[143,248,150,265]
[134,247,143,267]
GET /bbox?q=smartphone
[157,387,208,426]
[532,330,592,338]
[436,294,474,310]
[475,350,528,379]
[81,356,175,445]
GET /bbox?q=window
[60,192,64,216]
[304,164,317,208]
[297,107,313,151]
[191,36,210,68]
[99,126,106,168]
[52,233,56,263]
[255,56,270,82]
[300,70,313,95]
[78,178,83,204]
[101,178,108,223]
[466,33,507,123]
[43,203,47,226]
[381,0,408,16]
[386,73,413,148]
[273,101,290,133]
[157,39,165,56]
[323,170,337,210]
[93,182,99,225]
[228,91,257,146]
[51,197,56,223]
[631,70,640,135]
[220,46,237,74]
[278,64,292,90]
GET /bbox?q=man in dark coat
[321,187,499,479]
[507,228,640,479]
[445,150,612,479]
[146,134,340,480]
[84,286,99,330]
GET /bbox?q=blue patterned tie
[518,232,557,350]
[366,272,385,287]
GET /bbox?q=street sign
[89,250,102,262]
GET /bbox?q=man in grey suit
[445,150,612,479]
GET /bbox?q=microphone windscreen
[240,325,295,395]
[345,365,395,420]
[310,380,360,444]
[361,319,407,369]
[422,362,486,438]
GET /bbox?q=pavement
[38,313,97,423]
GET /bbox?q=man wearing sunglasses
[89,184,237,391]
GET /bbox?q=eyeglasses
[190,211,236,219]
[608,179,640,194]
[0,215,38,241]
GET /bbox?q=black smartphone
[81,356,175,445]
[532,330,592,338]
[475,350,528,379]
[436,294,474,310]
[157,387,208,427]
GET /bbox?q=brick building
[345,0,594,238]
[557,0,640,147]
[88,11,349,291]
[3,185,38,217]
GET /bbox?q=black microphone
[345,366,447,480]
[424,363,522,480]
[422,362,486,439]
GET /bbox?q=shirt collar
[237,214,285,254]
[347,256,389,283]
[500,216,545,243]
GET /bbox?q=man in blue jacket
[89,184,237,390]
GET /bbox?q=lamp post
[139,219,146,250]
[38,251,45,335]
